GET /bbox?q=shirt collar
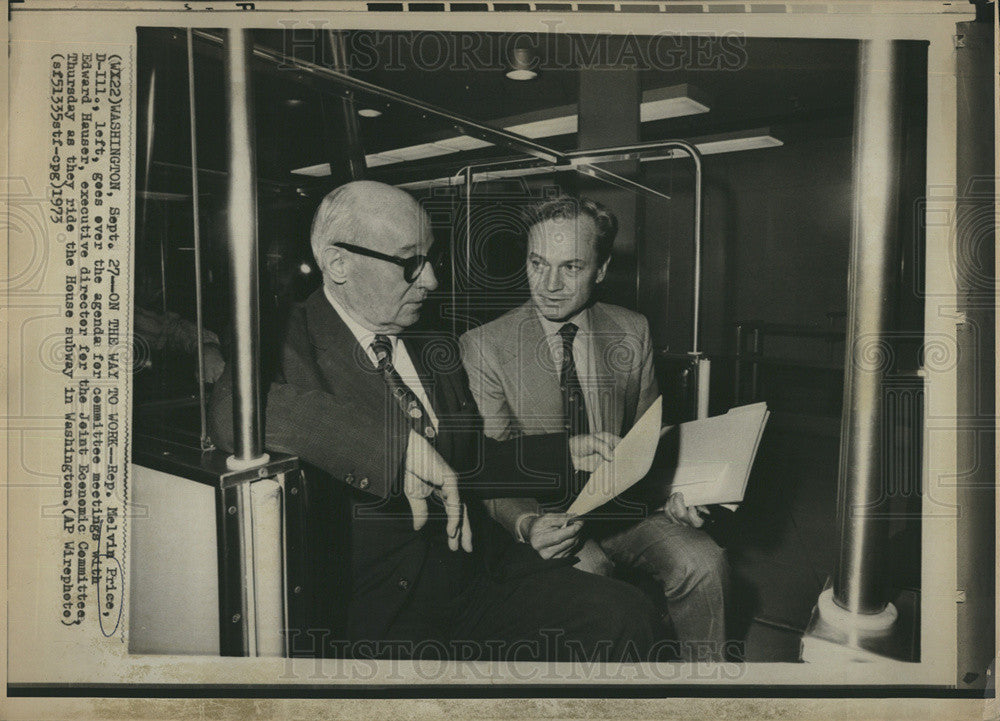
[533,303,591,339]
[323,285,393,359]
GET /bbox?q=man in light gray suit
[459,196,729,660]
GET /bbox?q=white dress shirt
[324,286,439,429]
[534,306,603,434]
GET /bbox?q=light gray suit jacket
[459,301,659,536]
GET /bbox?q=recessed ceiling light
[358,108,383,118]
[506,47,537,81]
[505,68,538,81]
[285,98,305,108]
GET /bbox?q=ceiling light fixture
[506,47,537,81]
[357,108,383,118]
[290,163,332,177]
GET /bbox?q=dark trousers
[383,541,659,662]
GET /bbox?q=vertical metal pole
[696,358,711,419]
[734,323,744,404]
[138,68,156,276]
[158,211,170,314]
[634,231,641,312]
[224,29,268,469]
[465,167,473,333]
[449,186,459,339]
[833,39,905,616]
[652,141,706,416]
[187,29,210,450]
[690,149,703,357]
[750,327,762,402]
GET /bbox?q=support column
[832,39,905,618]
[224,29,269,470]
[577,46,642,310]
[326,30,367,181]
[802,39,907,660]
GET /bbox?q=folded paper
[568,398,769,515]
[567,396,662,516]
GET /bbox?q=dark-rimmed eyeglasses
[334,242,444,284]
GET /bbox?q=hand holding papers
[566,397,769,516]
[567,397,663,516]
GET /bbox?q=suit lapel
[303,289,386,405]
[503,302,563,430]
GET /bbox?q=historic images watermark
[277,22,748,73]
[280,631,749,681]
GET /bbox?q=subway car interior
[128,15,993,677]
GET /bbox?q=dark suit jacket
[209,288,572,644]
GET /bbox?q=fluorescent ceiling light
[396,129,782,191]
[688,135,783,155]
[506,115,579,138]
[639,84,711,122]
[291,84,709,177]
[365,135,493,168]
[358,108,383,118]
[641,129,784,159]
[640,96,711,122]
[291,162,333,177]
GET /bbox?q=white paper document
[568,399,769,515]
[653,402,770,507]
[567,396,662,516]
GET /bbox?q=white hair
[309,184,363,264]
[309,180,423,264]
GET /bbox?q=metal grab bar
[186,29,211,451]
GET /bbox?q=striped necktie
[558,322,589,438]
[371,334,437,443]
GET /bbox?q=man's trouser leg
[599,513,730,661]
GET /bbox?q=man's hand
[569,432,621,473]
[403,429,473,552]
[660,491,710,529]
[523,513,583,560]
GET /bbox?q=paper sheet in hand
[567,396,662,516]
[653,402,770,507]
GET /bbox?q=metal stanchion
[223,28,269,470]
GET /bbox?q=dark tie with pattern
[371,334,437,443]
[558,322,589,438]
